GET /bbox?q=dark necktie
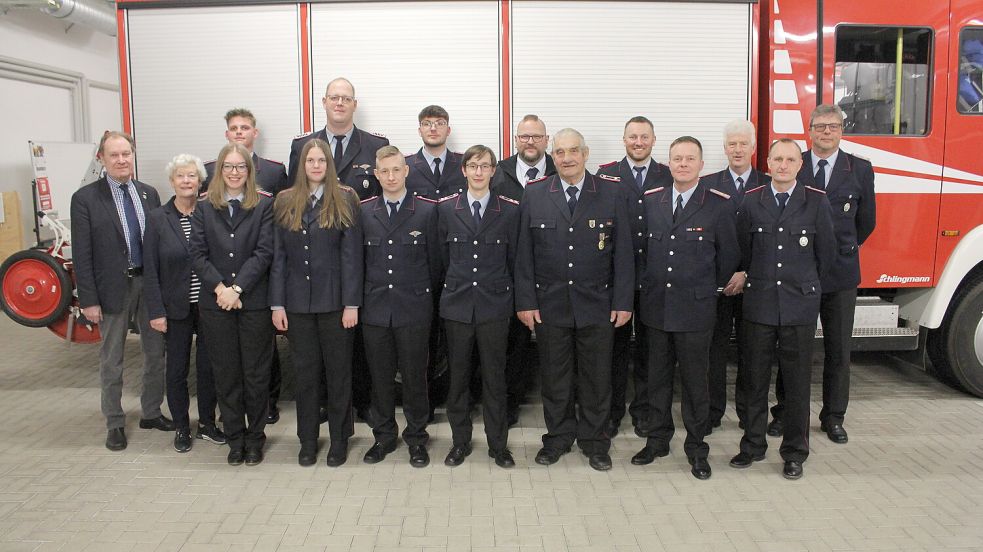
[633,166,645,191]
[433,158,442,181]
[118,183,143,267]
[310,194,318,209]
[387,200,399,218]
[673,194,683,223]
[566,186,578,215]
[228,198,241,219]
[777,192,790,211]
[815,159,828,189]
[333,135,346,170]
[472,200,482,228]
[525,167,539,184]
[736,176,745,191]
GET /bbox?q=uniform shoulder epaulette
[499,195,519,205]
[360,195,378,204]
[849,151,871,163]
[264,158,284,166]
[339,184,355,194]
[417,196,438,204]
[805,185,826,194]
[598,160,618,168]
[257,189,273,198]
[292,131,313,140]
[370,131,387,139]
[204,159,216,165]
[198,192,208,199]
[745,185,767,194]
[597,173,620,182]
[708,188,731,200]
[643,186,665,195]
[527,175,549,186]
[439,193,459,203]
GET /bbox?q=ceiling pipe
[0,0,117,36]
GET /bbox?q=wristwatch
[230,284,243,295]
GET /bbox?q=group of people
[70,77,875,481]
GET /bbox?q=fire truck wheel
[929,274,983,397]
[0,249,73,328]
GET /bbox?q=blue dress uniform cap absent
[491,153,557,202]
[288,127,389,201]
[405,149,468,200]
[203,153,288,196]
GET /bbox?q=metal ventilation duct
[0,0,117,36]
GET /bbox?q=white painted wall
[0,8,120,248]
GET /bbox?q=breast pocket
[402,235,428,267]
[834,194,858,219]
[530,218,556,249]
[446,232,470,261]
[792,226,816,255]
[686,229,715,257]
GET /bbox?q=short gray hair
[809,104,845,126]
[723,119,756,141]
[166,153,207,182]
[552,128,587,150]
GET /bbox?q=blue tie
[566,186,578,215]
[228,198,240,219]
[118,183,142,267]
[777,192,790,211]
[387,201,399,218]
[815,159,828,189]
[472,200,482,228]
[633,166,645,191]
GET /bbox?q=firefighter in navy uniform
[729,138,836,480]
[359,145,441,468]
[704,120,771,432]
[288,77,389,201]
[490,114,556,427]
[202,108,289,197]
[404,105,467,200]
[515,128,634,472]
[596,115,673,438]
[633,137,740,480]
[769,105,876,444]
[436,144,521,469]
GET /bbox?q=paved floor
[1,316,982,552]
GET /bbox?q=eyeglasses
[811,123,843,132]
[327,95,355,105]
[222,163,248,173]
[465,163,494,172]
[420,120,448,129]
[517,134,546,143]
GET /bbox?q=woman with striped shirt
[144,154,226,452]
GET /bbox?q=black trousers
[362,322,430,446]
[268,340,282,406]
[741,320,814,463]
[709,294,746,425]
[351,326,371,414]
[199,308,274,452]
[642,326,712,461]
[505,316,533,413]
[286,310,354,445]
[536,322,613,455]
[164,303,217,431]
[771,287,855,426]
[444,318,510,451]
[611,290,649,428]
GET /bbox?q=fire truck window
[835,26,932,135]
[957,28,983,114]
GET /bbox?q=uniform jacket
[70,177,161,314]
[437,193,521,324]
[203,153,288,195]
[189,193,274,311]
[405,149,467,200]
[597,158,673,287]
[360,193,441,327]
[639,181,741,332]
[737,183,836,326]
[269,188,363,313]
[700,167,771,208]
[515,172,635,328]
[491,154,557,202]
[288,126,390,201]
[798,150,876,292]
[143,198,200,321]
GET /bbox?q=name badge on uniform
[800,236,809,247]
[589,219,595,228]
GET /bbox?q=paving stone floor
[1,316,982,551]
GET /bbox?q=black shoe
[196,423,227,445]
[444,444,472,467]
[325,441,348,467]
[605,419,620,439]
[174,429,193,453]
[729,452,766,469]
[105,428,127,451]
[489,448,515,468]
[266,405,280,425]
[409,445,430,468]
[319,406,330,424]
[766,418,784,437]
[690,457,712,480]
[363,441,397,464]
[821,422,849,444]
[587,453,612,471]
[630,445,669,466]
[507,408,520,428]
[139,415,175,432]
[298,441,317,467]
[244,448,264,466]
[228,448,245,465]
[783,460,803,480]
[534,447,568,466]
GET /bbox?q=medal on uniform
[598,232,606,250]
[363,179,369,188]
[589,219,596,228]
[800,236,809,246]
[843,203,850,212]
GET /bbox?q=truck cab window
[834,26,932,135]
[957,28,983,114]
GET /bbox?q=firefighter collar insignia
[589,219,595,228]
[410,231,422,237]
[800,236,809,247]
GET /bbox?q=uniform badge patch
[362,180,370,188]
[589,219,595,228]
[799,236,809,247]
[843,203,850,212]
[410,231,422,237]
